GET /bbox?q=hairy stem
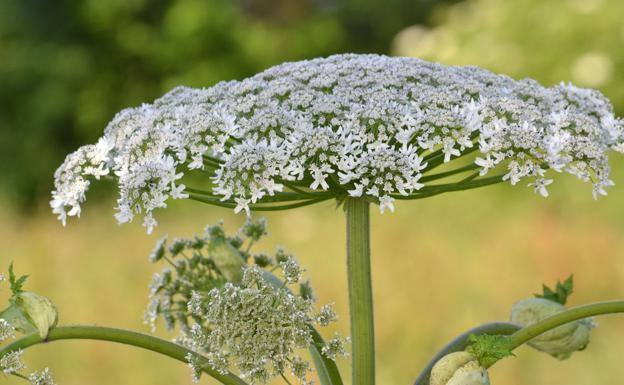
[0,326,248,385]
[413,322,521,385]
[345,199,375,385]
[485,300,624,369]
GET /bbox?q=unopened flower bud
[208,234,245,283]
[148,235,167,262]
[0,292,58,339]
[430,351,490,385]
[510,298,592,360]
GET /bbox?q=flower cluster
[0,319,15,342]
[0,349,25,374]
[144,222,234,332]
[144,218,283,332]
[184,265,340,384]
[51,54,624,232]
[28,368,57,385]
[146,219,348,384]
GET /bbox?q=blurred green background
[2,0,624,384]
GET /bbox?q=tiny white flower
[529,178,554,197]
[234,197,251,216]
[143,213,158,235]
[309,164,334,190]
[592,179,614,200]
[170,183,189,199]
[348,183,364,197]
[379,195,395,213]
[475,156,496,176]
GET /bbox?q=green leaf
[8,262,28,295]
[0,303,38,335]
[466,334,514,367]
[535,275,574,305]
[308,325,344,385]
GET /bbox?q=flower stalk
[345,198,375,385]
[0,326,248,385]
[485,300,624,369]
[413,322,521,385]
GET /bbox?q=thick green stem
[485,300,624,369]
[345,198,375,385]
[0,325,248,385]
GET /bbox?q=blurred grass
[3,166,624,385]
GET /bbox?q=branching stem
[0,326,249,385]
[485,300,624,369]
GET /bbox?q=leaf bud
[0,292,59,339]
[510,297,593,360]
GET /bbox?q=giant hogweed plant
[2,54,624,384]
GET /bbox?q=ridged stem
[345,198,375,385]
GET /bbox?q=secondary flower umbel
[145,219,347,384]
[51,54,624,232]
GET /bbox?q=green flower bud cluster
[144,220,247,332]
[146,218,347,384]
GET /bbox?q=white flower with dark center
[51,54,624,231]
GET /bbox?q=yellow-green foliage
[393,0,624,114]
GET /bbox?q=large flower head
[51,54,624,232]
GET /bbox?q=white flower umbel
[145,219,347,384]
[51,54,624,231]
